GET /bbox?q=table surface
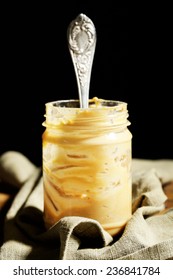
[0,181,173,212]
[0,181,173,245]
[0,181,173,209]
[163,181,173,210]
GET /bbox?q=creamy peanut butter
[42,97,132,236]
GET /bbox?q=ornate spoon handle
[67,14,96,108]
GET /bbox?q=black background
[1,3,173,166]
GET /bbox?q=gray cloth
[0,151,173,260]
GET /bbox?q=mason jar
[42,97,132,236]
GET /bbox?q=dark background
[1,3,173,167]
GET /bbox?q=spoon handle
[67,14,96,108]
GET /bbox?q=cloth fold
[0,151,173,260]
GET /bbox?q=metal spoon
[67,13,96,108]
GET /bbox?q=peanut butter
[42,97,132,236]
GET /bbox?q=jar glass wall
[42,97,132,236]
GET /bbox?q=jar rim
[45,98,127,110]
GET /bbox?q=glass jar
[42,97,132,236]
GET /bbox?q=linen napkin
[0,151,172,260]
